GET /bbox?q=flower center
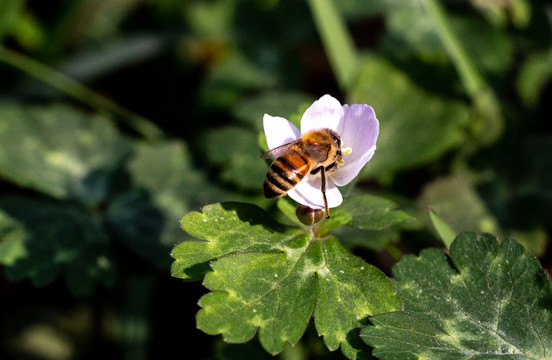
[339,146,352,165]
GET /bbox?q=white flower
[263,94,379,210]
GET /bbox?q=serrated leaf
[171,202,401,359]
[319,194,413,234]
[0,196,117,296]
[171,202,301,281]
[313,238,402,359]
[0,103,131,204]
[362,232,552,359]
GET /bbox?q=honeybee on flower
[261,94,379,218]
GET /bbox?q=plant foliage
[363,232,552,359]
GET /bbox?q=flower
[263,94,379,210]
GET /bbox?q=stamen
[338,146,352,164]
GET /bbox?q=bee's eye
[331,135,340,147]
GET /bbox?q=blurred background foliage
[0,0,550,359]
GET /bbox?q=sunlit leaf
[0,196,117,296]
[171,202,300,281]
[319,194,413,234]
[171,202,401,359]
[362,232,552,359]
[0,104,131,204]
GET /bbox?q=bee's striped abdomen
[264,153,309,198]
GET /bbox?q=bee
[261,128,342,219]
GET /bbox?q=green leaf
[428,207,456,248]
[0,196,117,296]
[385,9,513,76]
[362,232,552,359]
[201,126,267,190]
[171,202,301,281]
[517,48,552,107]
[420,175,501,236]
[200,51,277,110]
[312,238,402,359]
[350,56,470,180]
[233,91,314,131]
[0,103,131,204]
[0,0,24,42]
[333,226,402,252]
[107,141,226,268]
[276,197,304,227]
[171,202,401,358]
[319,194,413,234]
[0,211,27,266]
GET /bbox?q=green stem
[422,0,503,144]
[308,0,359,90]
[385,243,403,262]
[120,276,154,360]
[422,0,484,96]
[0,45,163,141]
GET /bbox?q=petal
[287,176,343,209]
[331,145,376,186]
[263,114,301,150]
[332,104,379,186]
[300,95,344,134]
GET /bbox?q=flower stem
[385,243,403,262]
[421,0,503,144]
[0,45,164,141]
[308,0,359,90]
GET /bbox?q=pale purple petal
[331,145,376,186]
[263,114,301,150]
[287,177,343,209]
[300,95,344,134]
[331,104,379,186]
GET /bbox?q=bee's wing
[261,140,300,159]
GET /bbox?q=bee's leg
[325,162,337,172]
[310,166,330,218]
[320,166,330,219]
